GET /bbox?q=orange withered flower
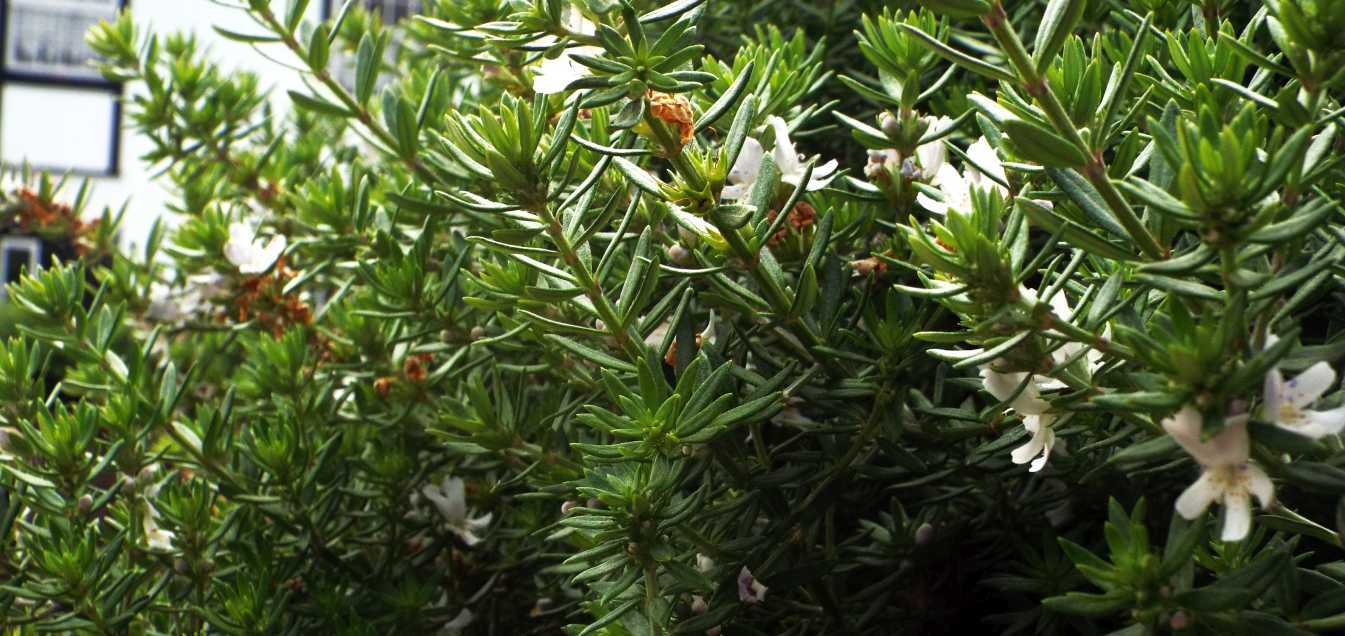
[647,90,695,146]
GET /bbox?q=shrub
[0,0,1343,633]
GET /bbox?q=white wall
[0,0,321,252]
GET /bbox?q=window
[326,0,423,24]
[0,235,40,299]
[0,0,125,176]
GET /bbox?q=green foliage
[0,0,1343,634]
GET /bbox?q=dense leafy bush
[2,0,1345,633]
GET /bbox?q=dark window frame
[0,0,127,177]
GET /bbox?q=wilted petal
[1174,472,1219,520]
[737,566,767,604]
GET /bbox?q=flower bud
[77,495,94,514]
[470,326,486,341]
[560,500,577,515]
[666,244,689,263]
[879,111,900,138]
[914,522,934,545]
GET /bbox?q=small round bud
[470,326,486,340]
[174,558,191,576]
[77,495,93,514]
[586,497,605,509]
[666,244,689,263]
[879,111,900,137]
[914,522,934,546]
[594,320,606,331]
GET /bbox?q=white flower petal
[724,138,765,200]
[1220,492,1252,542]
[916,118,949,176]
[980,367,1030,407]
[1163,407,1250,467]
[767,116,800,177]
[1010,430,1046,466]
[1291,406,1345,438]
[1047,291,1073,322]
[441,608,474,634]
[804,159,839,191]
[915,192,947,216]
[1286,362,1336,408]
[1245,464,1276,509]
[441,476,468,522]
[1264,367,1286,423]
[1174,472,1219,520]
[965,137,1007,195]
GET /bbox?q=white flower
[142,475,176,552]
[916,136,1008,216]
[1263,357,1345,439]
[979,366,1050,415]
[696,553,715,573]
[1011,411,1068,473]
[916,116,953,176]
[143,508,176,552]
[1163,406,1275,542]
[737,566,767,604]
[421,476,493,547]
[223,222,286,275]
[865,116,951,180]
[722,116,838,200]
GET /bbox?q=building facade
[0,0,417,288]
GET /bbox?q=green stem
[537,207,643,361]
[644,563,664,636]
[981,2,1166,260]
[255,6,440,187]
